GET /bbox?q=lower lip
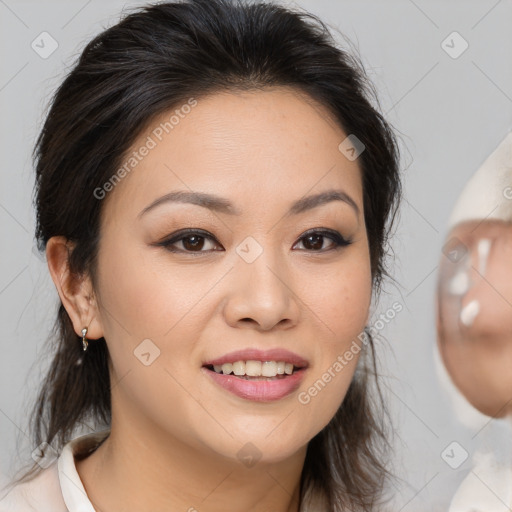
[202,367,307,402]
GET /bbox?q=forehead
[101,86,363,220]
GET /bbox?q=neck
[76,417,307,512]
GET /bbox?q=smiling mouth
[203,360,303,379]
[201,359,308,402]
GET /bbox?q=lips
[202,366,307,402]
[202,348,309,368]
[201,348,309,402]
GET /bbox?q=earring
[81,327,89,351]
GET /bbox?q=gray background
[1,0,512,509]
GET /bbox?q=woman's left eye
[293,229,353,252]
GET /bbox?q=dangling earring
[81,327,89,351]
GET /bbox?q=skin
[437,218,512,417]
[46,86,372,512]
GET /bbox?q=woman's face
[91,87,372,463]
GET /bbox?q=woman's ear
[45,236,104,340]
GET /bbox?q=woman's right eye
[157,229,223,254]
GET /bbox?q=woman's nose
[221,241,301,332]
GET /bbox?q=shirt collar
[57,428,110,512]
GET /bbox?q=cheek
[302,250,372,341]
[93,238,216,437]
[296,247,372,418]
[95,236,209,341]
[323,275,371,337]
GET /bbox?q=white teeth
[261,361,277,377]
[232,361,245,376]
[221,363,233,375]
[210,360,297,377]
[245,360,261,376]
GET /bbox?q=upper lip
[202,348,309,368]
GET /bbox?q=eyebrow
[138,188,360,219]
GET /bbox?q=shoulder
[0,461,67,512]
[0,428,110,512]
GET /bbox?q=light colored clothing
[448,451,512,512]
[4,426,510,511]
[0,429,110,512]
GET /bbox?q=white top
[448,451,512,511]
[0,429,110,512]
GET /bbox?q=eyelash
[156,228,353,255]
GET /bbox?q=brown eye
[158,229,222,254]
[293,229,353,252]
[300,233,328,251]
[181,235,206,251]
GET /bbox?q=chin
[199,417,313,465]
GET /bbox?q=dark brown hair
[6,1,402,510]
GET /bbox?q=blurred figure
[438,218,512,417]
[436,131,512,511]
